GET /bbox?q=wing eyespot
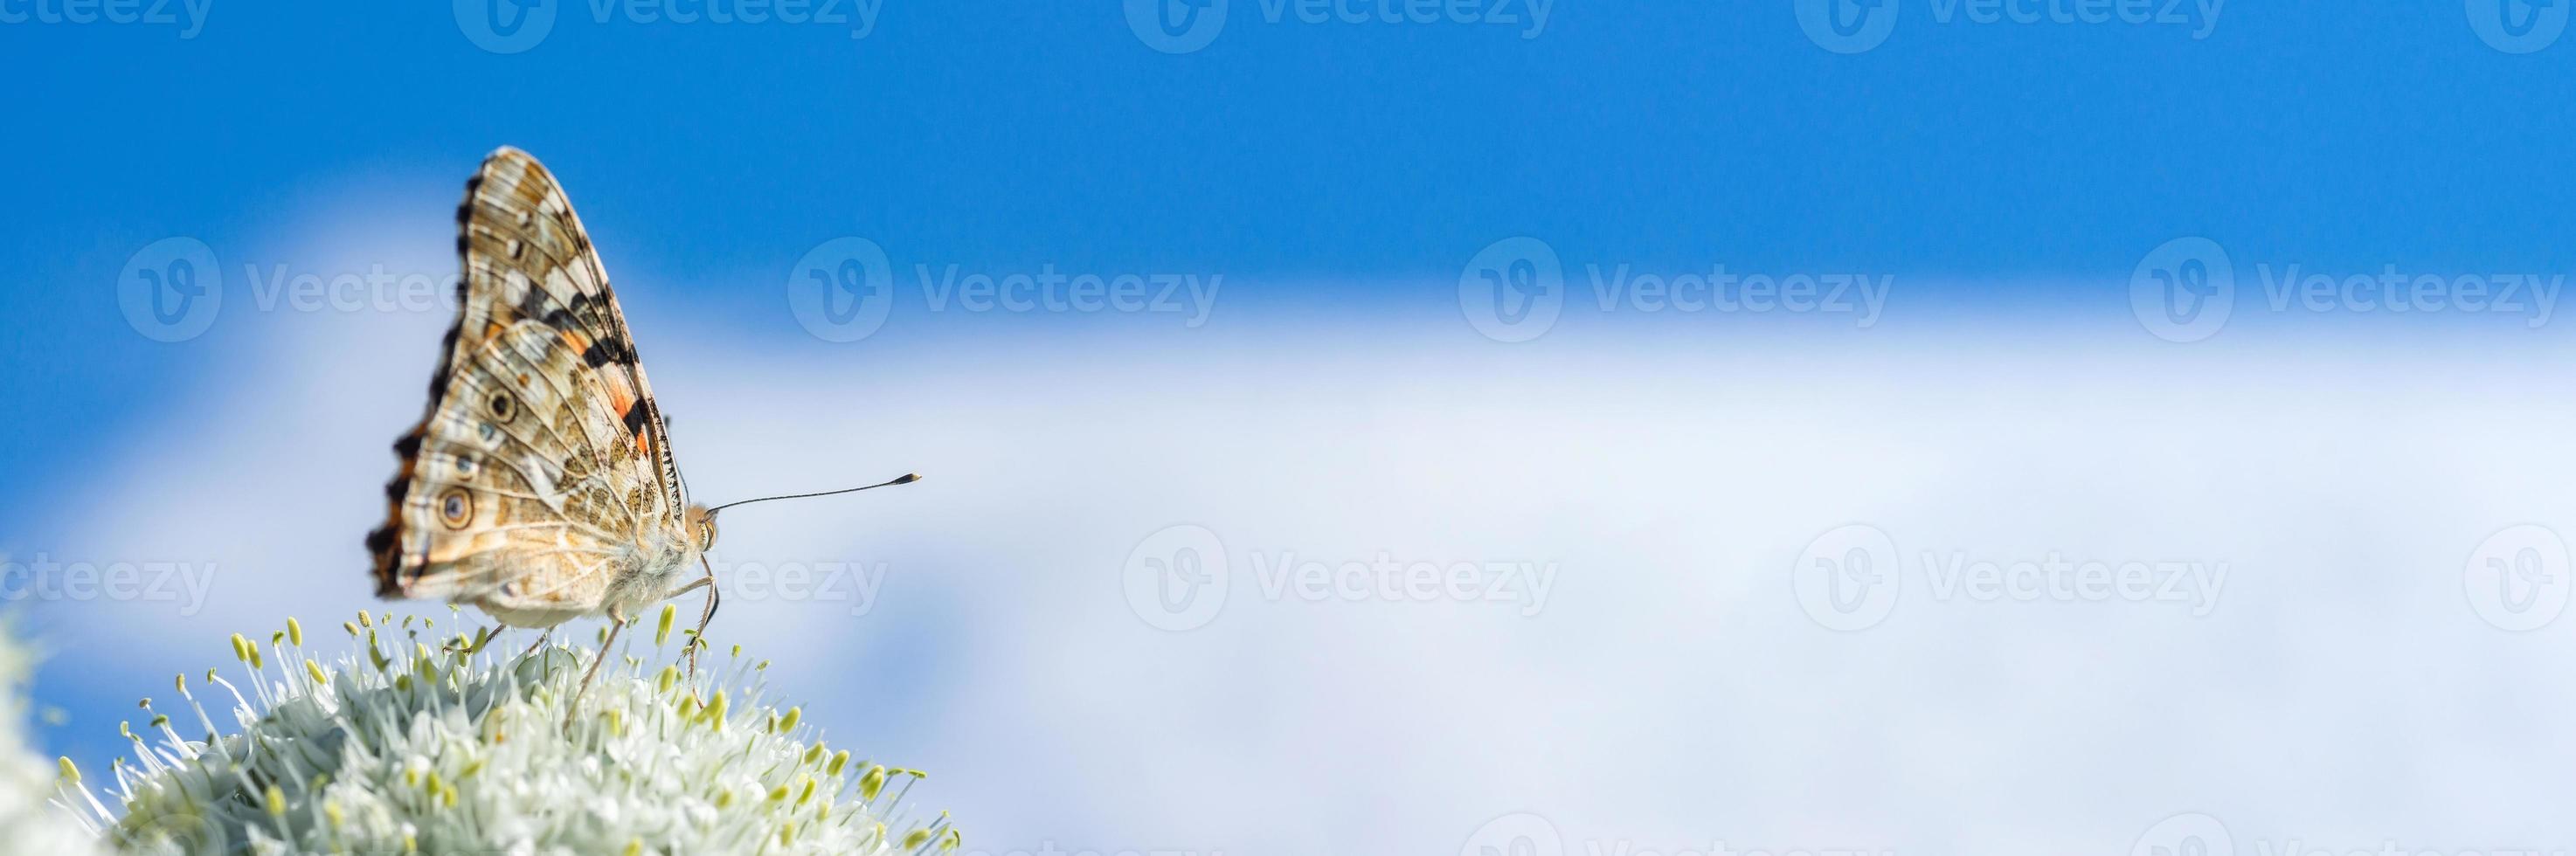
[436,487,474,529]
[487,390,516,420]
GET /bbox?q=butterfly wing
[367,147,689,625]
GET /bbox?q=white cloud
[26,204,2576,854]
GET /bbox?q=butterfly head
[685,503,719,553]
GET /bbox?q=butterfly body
[367,147,718,630]
[466,523,697,629]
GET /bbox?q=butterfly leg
[564,607,629,729]
[517,628,554,659]
[447,625,498,656]
[664,556,721,678]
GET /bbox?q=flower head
[60,608,959,855]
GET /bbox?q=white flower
[59,608,960,856]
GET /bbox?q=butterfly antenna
[705,473,920,516]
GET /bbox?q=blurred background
[9,2,2576,853]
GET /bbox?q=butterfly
[366,148,918,694]
[364,146,720,676]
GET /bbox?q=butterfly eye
[436,487,474,529]
[487,391,516,420]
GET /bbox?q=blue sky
[10,3,2576,852]
[6,1,2572,498]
